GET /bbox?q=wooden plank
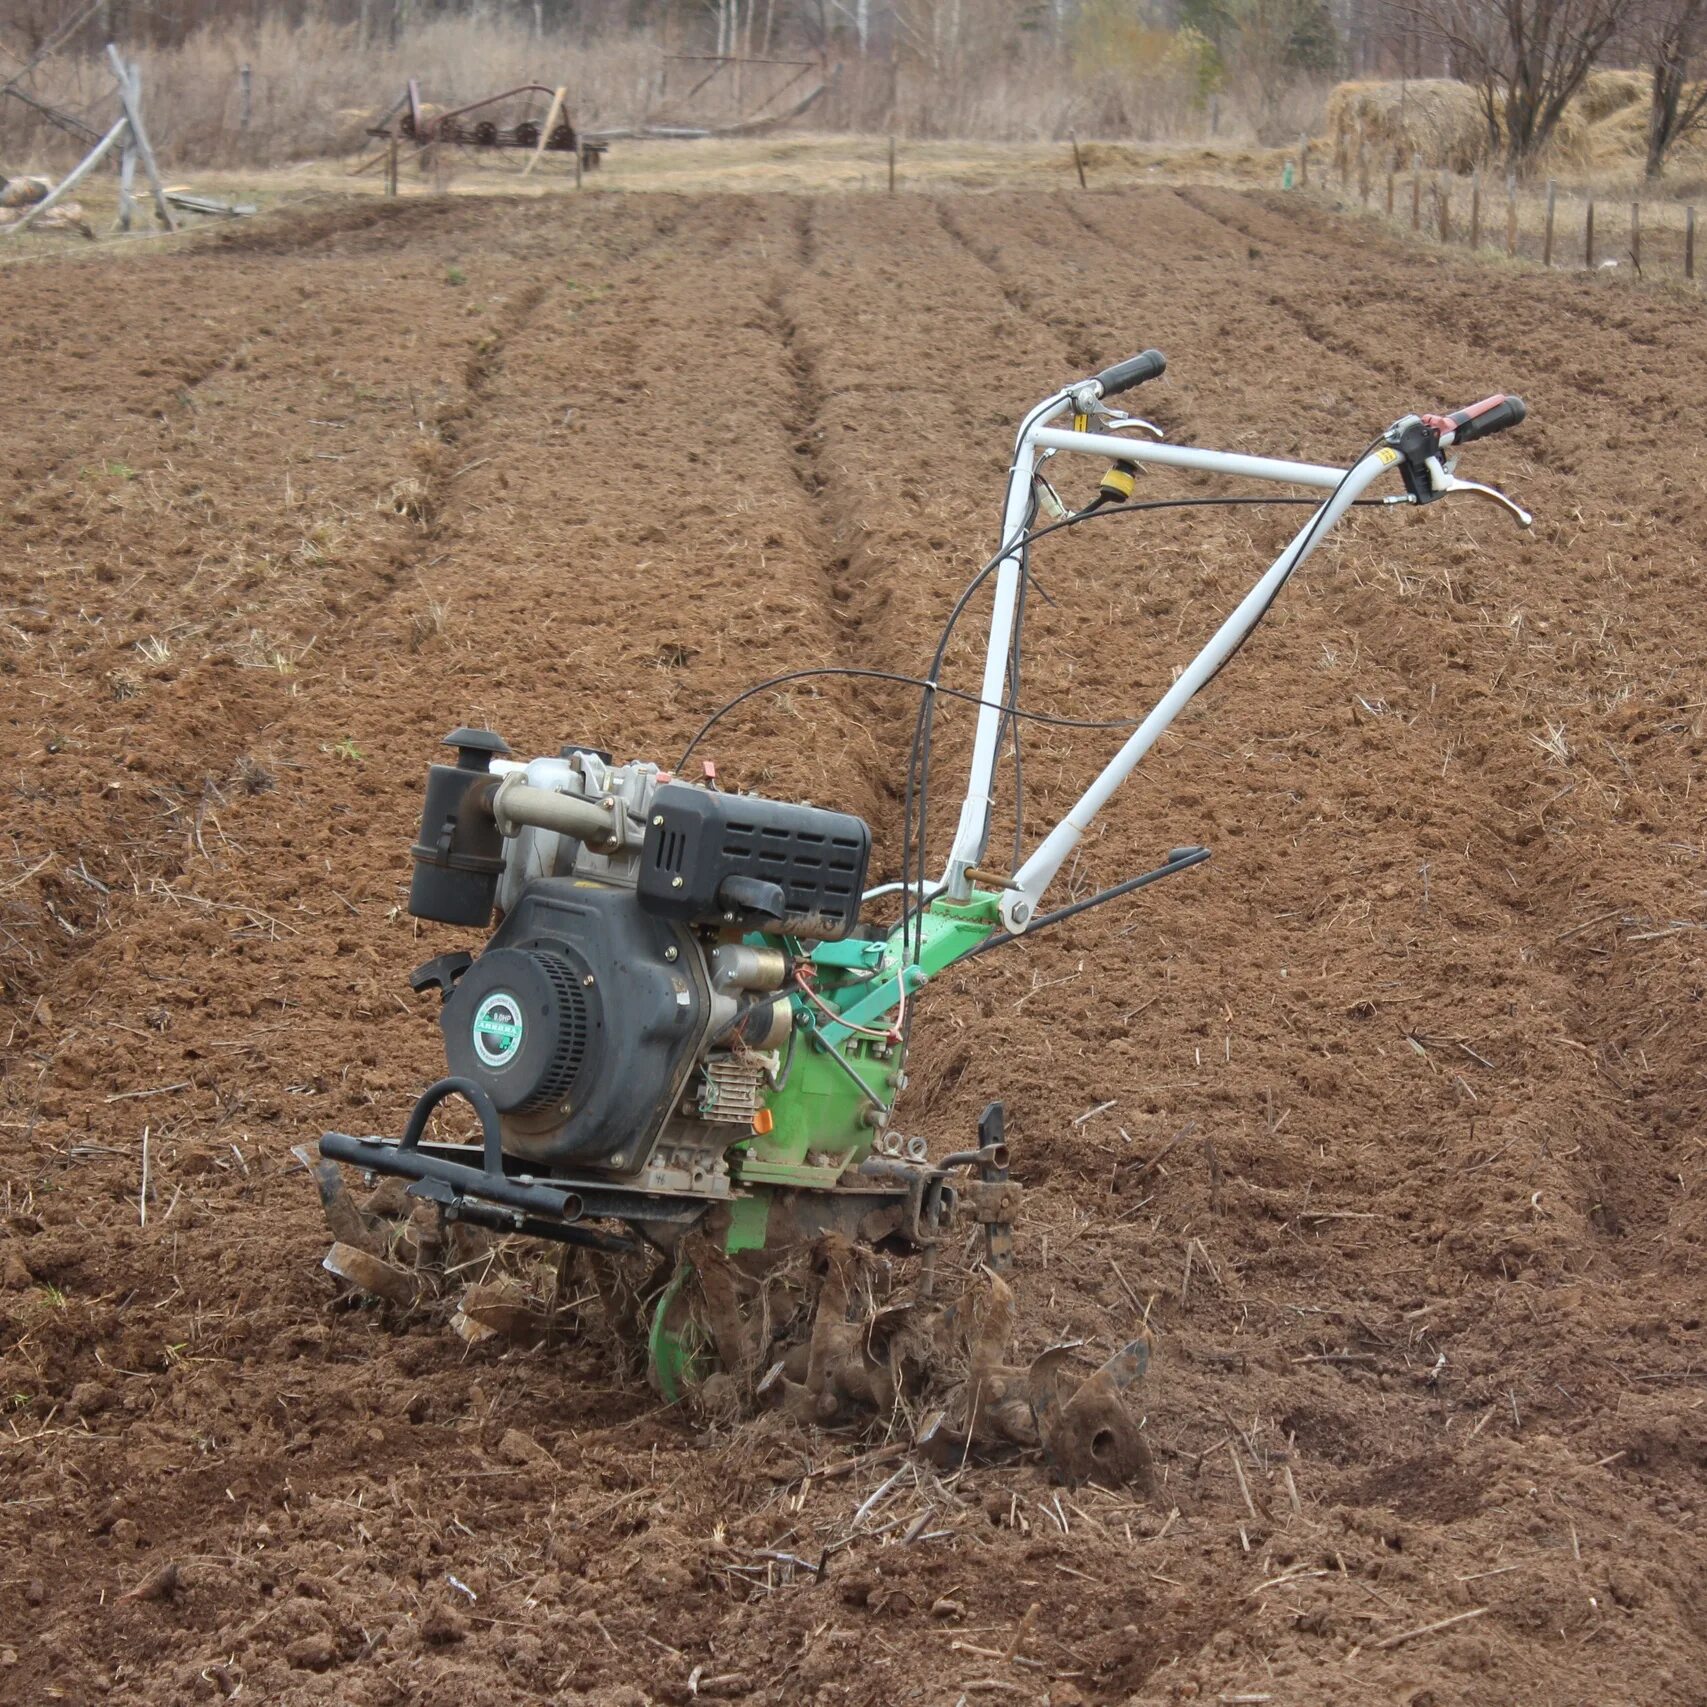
[3,113,126,237]
[520,84,566,177]
[107,43,177,234]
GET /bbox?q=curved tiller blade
[1029,1332,1156,1491]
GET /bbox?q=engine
[404,728,872,1196]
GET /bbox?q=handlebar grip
[1444,393,1526,445]
[1093,349,1166,398]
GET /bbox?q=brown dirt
[2,187,1704,1707]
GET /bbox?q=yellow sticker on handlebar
[1376,446,1401,466]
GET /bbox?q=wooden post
[116,58,140,232]
[116,129,137,230]
[1410,152,1421,230]
[1470,168,1481,248]
[1358,136,1370,205]
[1542,179,1556,266]
[887,133,896,194]
[1506,173,1518,256]
[1069,132,1087,190]
[1630,200,1640,272]
[1687,205,1697,281]
[3,113,127,236]
[1386,167,1395,218]
[1335,126,1347,186]
[1584,198,1595,268]
[105,45,176,233]
[1437,171,1450,242]
[239,63,252,133]
[386,134,398,197]
[1298,134,1308,186]
[574,141,584,189]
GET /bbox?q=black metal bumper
[319,1076,709,1248]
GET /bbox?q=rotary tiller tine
[1029,1332,1156,1492]
[294,1143,376,1253]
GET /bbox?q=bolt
[664,945,679,962]
[583,973,596,986]
[671,876,684,889]
[653,814,665,826]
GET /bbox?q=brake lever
[1440,475,1532,528]
[1096,411,1166,440]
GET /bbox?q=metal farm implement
[310,351,1530,1487]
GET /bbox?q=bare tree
[1640,0,1707,175]
[1410,0,1631,171]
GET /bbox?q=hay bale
[1575,69,1649,125]
[1324,76,1611,171]
[1324,79,1490,173]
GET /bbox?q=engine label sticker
[473,992,524,1068]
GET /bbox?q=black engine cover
[638,783,870,940]
[439,880,708,1167]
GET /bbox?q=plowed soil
[2,190,1703,1707]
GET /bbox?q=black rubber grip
[1093,349,1166,397]
[1447,394,1526,444]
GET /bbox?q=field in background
[0,11,1319,174]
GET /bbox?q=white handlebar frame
[943,390,1407,936]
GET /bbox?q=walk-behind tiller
[311,352,1529,1486]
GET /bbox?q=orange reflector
[751,1109,775,1135]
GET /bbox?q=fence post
[1630,200,1640,272]
[386,133,398,197]
[1358,135,1370,204]
[1543,179,1557,266]
[1437,171,1451,242]
[1585,198,1595,268]
[239,63,252,133]
[1506,173,1517,256]
[1411,152,1421,231]
[1069,132,1087,190]
[1688,205,1697,281]
[1470,168,1481,249]
[1386,165,1395,218]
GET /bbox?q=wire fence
[1292,136,1700,288]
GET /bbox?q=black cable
[896,492,1387,961]
[955,846,1213,962]
[673,667,1150,773]
[677,489,1394,964]
[1201,435,1390,691]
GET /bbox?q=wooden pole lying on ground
[106,44,176,233]
[1506,173,1518,256]
[888,133,896,194]
[1630,200,1641,272]
[1070,132,1087,190]
[521,84,566,177]
[1543,179,1557,266]
[1585,198,1595,268]
[1687,205,1697,280]
[1470,168,1481,248]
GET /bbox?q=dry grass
[0,14,1322,176]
